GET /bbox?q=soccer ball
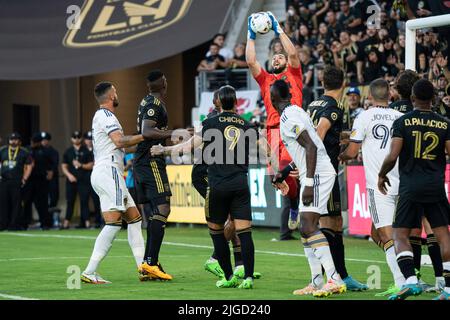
[250,12,272,34]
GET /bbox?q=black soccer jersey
[135,94,169,164]
[307,95,344,170]
[201,111,257,191]
[390,99,413,114]
[392,110,450,202]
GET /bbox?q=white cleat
[293,283,323,296]
[81,272,111,284]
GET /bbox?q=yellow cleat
[137,266,154,281]
[140,262,173,281]
[312,280,346,298]
[293,283,322,296]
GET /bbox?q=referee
[0,133,32,230]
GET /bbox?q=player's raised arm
[141,119,174,140]
[245,16,262,78]
[109,130,144,149]
[267,12,300,68]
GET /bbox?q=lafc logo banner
[64,0,192,48]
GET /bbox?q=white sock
[127,221,145,267]
[84,225,121,274]
[307,233,341,283]
[443,261,450,293]
[303,246,323,286]
[385,244,405,287]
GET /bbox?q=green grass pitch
[0,226,439,300]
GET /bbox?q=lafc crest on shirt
[63,0,192,48]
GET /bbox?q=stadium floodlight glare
[405,14,450,71]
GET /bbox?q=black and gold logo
[63,0,192,48]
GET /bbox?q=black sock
[233,244,243,267]
[397,252,416,280]
[427,234,443,277]
[147,214,167,266]
[236,227,255,279]
[289,196,299,210]
[211,250,218,260]
[334,231,349,279]
[409,236,423,272]
[209,227,233,279]
[144,217,153,261]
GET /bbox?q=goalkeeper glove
[272,162,297,184]
[247,15,256,40]
[267,11,284,36]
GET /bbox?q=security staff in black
[134,70,176,278]
[41,132,59,213]
[61,131,94,229]
[378,79,450,299]
[0,133,32,230]
[84,131,102,228]
[390,70,420,114]
[200,85,256,287]
[306,66,367,289]
[22,134,53,230]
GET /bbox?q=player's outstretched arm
[267,12,300,69]
[246,16,262,78]
[141,119,174,140]
[339,142,361,161]
[378,137,403,194]
[109,130,144,148]
[297,130,317,205]
[151,135,202,156]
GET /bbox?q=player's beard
[113,97,119,108]
[9,141,18,148]
[272,63,287,74]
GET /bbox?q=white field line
[0,232,388,265]
[0,293,39,300]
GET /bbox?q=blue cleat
[343,276,368,291]
[433,291,450,300]
[388,283,422,300]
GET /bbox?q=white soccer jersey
[91,108,125,170]
[350,107,403,195]
[280,105,336,181]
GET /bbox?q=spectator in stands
[333,30,358,84]
[317,22,333,46]
[315,42,335,66]
[228,43,248,69]
[343,87,364,130]
[296,24,316,48]
[356,25,381,84]
[312,0,330,30]
[299,46,316,107]
[197,43,227,72]
[363,48,384,84]
[325,10,341,41]
[206,33,233,61]
[338,0,363,37]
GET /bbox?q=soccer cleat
[80,272,111,284]
[425,278,445,293]
[216,276,239,288]
[343,275,368,291]
[312,280,346,298]
[418,279,433,292]
[432,291,450,300]
[387,283,422,300]
[233,265,262,279]
[140,262,173,281]
[375,284,400,297]
[293,283,322,296]
[288,208,300,230]
[204,259,224,278]
[238,278,254,289]
[137,265,154,281]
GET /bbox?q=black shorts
[393,197,450,229]
[134,158,171,205]
[323,178,341,217]
[205,187,252,224]
[191,164,208,199]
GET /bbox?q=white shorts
[299,173,336,215]
[366,188,397,229]
[91,164,136,213]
